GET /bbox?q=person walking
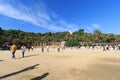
[11,44,17,59]
[21,45,26,58]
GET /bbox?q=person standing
[31,46,34,51]
[92,44,95,50]
[28,47,30,52]
[11,44,17,59]
[21,45,26,58]
[57,46,60,52]
[42,46,44,52]
[46,46,49,52]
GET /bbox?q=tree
[93,29,102,43]
[0,27,120,49]
[0,27,4,44]
[108,33,116,43]
[78,29,84,36]
[65,39,80,47]
[0,27,3,35]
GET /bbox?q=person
[103,44,106,51]
[106,44,109,50]
[31,46,34,51]
[92,44,95,50]
[11,44,17,59]
[57,46,60,52]
[42,46,44,52]
[46,46,49,52]
[118,44,120,50]
[28,47,30,52]
[21,45,26,58]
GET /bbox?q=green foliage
[65,39,80,47]
[0,27,120,48]
[0,27,3,35]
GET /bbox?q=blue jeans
[12,51,15,58]
[22,52,24,58]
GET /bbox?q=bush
[65,39,80,47]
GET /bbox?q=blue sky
[0,0,120,34]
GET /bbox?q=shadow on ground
[0,60,3,62]
[16,54,40,59]
[31,73,49,80]
[0,64,39,79]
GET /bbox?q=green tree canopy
[65,39,80,47]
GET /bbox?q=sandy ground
[0,47,120,80]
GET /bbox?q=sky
[0,0,120,34]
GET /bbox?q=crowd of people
[9,43,64,59]
[3,43,120,59]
